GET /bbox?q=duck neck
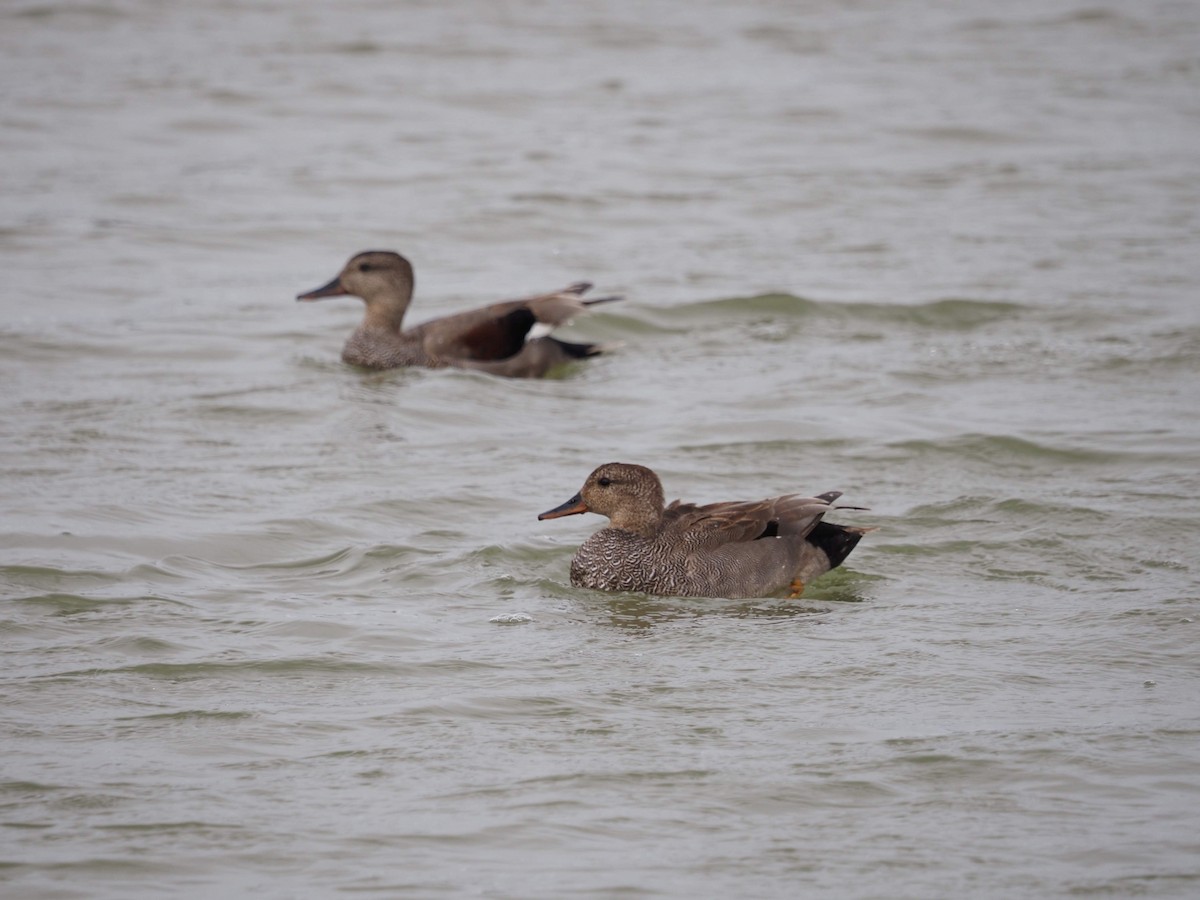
[361,272,415,332]
[609,504,663,538]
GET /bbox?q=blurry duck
[297,250,620,377]
[539,462,872,599]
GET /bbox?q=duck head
[539,462,666,537]
[297,250,416,327]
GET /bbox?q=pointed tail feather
[550,337,619,359]
[582,294,623,308]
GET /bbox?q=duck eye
[597,477,612,487]
[357,263,372,272]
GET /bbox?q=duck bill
[296,276,348,301]
[538,493,588,520]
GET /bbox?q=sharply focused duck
[297,250,621,377]
[539,463,871,599]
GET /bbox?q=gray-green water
[3,1,1199,897]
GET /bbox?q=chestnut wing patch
[453,307,537,361]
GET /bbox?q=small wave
[201,545,359,573]
[886,433,1135,467]
[3,564,122,588]
[0,329,128,365]
[49,657,403,680]
[13,4,127,22]
[635,295,1026,332]
[8,592,184,617]
[115,709,253,723]
[896,125,1020,144]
